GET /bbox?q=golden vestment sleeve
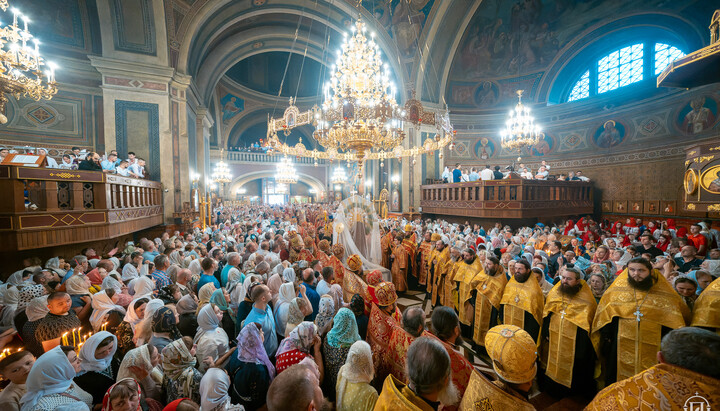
[691,276,720,332]
[472,273,507,346]
[374,375,435,411]
[459,369,535,411]
[454,259,485,325]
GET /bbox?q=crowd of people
[0,203,718,410]
[443,160,591,182]
[0,147,147,178]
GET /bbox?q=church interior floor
[396,290,590,411]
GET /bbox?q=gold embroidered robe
[452,258,484,326]
[390,243,409,292]
[691,276,720,334]
[375,375,435,411]
[590,269,690,385]
[431,247,452,306]
[459,369,535,411]
[472,271,507,346]
[416,240,434,289]
[499,275,544,342]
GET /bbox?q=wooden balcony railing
[0,166,164,251]
[420,174,593,219]
[225,151,327,165]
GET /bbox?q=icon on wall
[630,201,643,213]
[644,201,659,214]
[614,200,627,213]
[474,137,495,160]
[601,201,612,212]
[701,166,720,193]
[678,96,717,135]
[661,201,676,215]
[528,133,554,156]
[593,120,626,148]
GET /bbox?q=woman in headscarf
[284,297,311,337]
[132,276,155,300]
[335,340,378,411]
[209,288,235,339]
[21,296,49,357]
[20,345,92,411]
[275,321,323,380]
[74,331,118,405]
[587,272,608,303]
[176,294,199,338]
[134,299,165,346]
[196,283,216,314]
[17,284,48,313]
[115,297,150,357]
[169,250,184,267]
[274,282,296,341]
[45,257,67,279]
[101,275,132,307]
[228,322,275,410]
[194,304,230,373]
[314,294,335,336]
[162,337,203,404]
[116,344,162,402]
[64,274,93,326]
[321,308,360,400]
[235,276,260,328]
[349,293,368,340]
[100,378,149,411]
[89,289,126,332]
[328,284,345,314]
[149,306,182,353]
[199,368,243,411]
[0,286,19,329]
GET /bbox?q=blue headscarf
[326,307,361,348]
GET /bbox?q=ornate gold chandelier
[267,19,454,170]
[275,156,298,184]
[500,90,541,150]
[0,3,58,123]
[212,149,232,184]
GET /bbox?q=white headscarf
[122,263,140,282]
[88,290,126,331]
[117,344,160,383]
[133,276,155,299]
[101,275,123,294]
[337,340,375,405]
[274,282,296,336]
[199,368,231,411]
[45,257,67,278]
[78,331,117,374]
[194,303,220,343]
[26,295,49,322]
[123,297,149,332]
[282,267,296,283]
[188,259,202,276]
[20,346,76,411]
[134,299,165,345]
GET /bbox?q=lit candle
[71,328,76,346]
[62,332,68,346]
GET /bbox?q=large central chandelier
[275,156,298,184]
[500,90,541,150]
[212,150,232,184]
[0,3,58,123]
[267,19,455,170]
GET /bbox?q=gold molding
[709,204,720,212]
[686,203,696,210]
[697,155,715,163]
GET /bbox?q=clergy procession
[0,203,718,411]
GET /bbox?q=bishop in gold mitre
[691,276,720,334]
[472,255,507,348]
[499,259,544,342]
[459,324,536,410]
[591,257,690,388]
[539,266,597,399]
[586,327,720,411]
[452,248,484,340]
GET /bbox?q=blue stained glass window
[568,70,590,102]
[654,43,685,75]
[599,44,643,93]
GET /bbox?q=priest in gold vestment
[390,234,409,292]
[452,248,484,340]
[591,257,690,387]
[459,324,537,410]
[587,327,720,410]
[430,236,452,307]
[472,255,507,348]
[416,232,434,291]
[539,267,597,398]
[499,260,544,342]
[691,276,720,334]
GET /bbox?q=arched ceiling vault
[178,1,409,108]
[229,171,325,195]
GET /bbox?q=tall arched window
[567,42,685,102]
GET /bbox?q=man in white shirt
[576,170,590,181]
[520,167,534,179]
[129,158,145,178]
[116,160,138,177]
[468,167,480,181]
[37,148,59,168]
[480,165,493,181]
[535,165,549,180]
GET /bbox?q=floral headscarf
[101,378,142,411]
[286,298,304,330]
[337,340,374,404]
[326,308,361,348]
[65,274,90,296]
[314,295,335,332]
[162,339,197,399]
[276,321,317,357]
[237,323,276,379]
[196,283,216,314]
[152,306,181,339]
[328,284,344,314]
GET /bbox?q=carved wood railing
[0,166,164,250]
[420,174,593,219]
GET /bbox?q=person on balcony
[78,152,102,171]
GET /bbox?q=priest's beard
[487,266,497,277]
[628,273,656,291]
[559,282,583,296]
[438,379,461,406]
[464,256,476,265]
[514,271,531,283]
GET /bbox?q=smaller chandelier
[212,150,232,184]
[275,156,297,184]
[330,166,347,185]
[0,4,58,123]
[500,90,541,150]
[275,183,288,194]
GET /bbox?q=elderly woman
[228,322,275,410]
[315,295,335,337]
[322,308,361,401]
[116,344,162,402]
[89,289,126,332]
[285,297,312,337]
[162,337,203,404]
[20,345,93,411]
[64,274,93,326]
[176,294,199,338]
[115,297,150,356]
[209,288,235,339]
[335,340,378,411]
[587,273,608,303]
[74,331,118,405]
[275,321,323,381]
[194,304,231,372]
